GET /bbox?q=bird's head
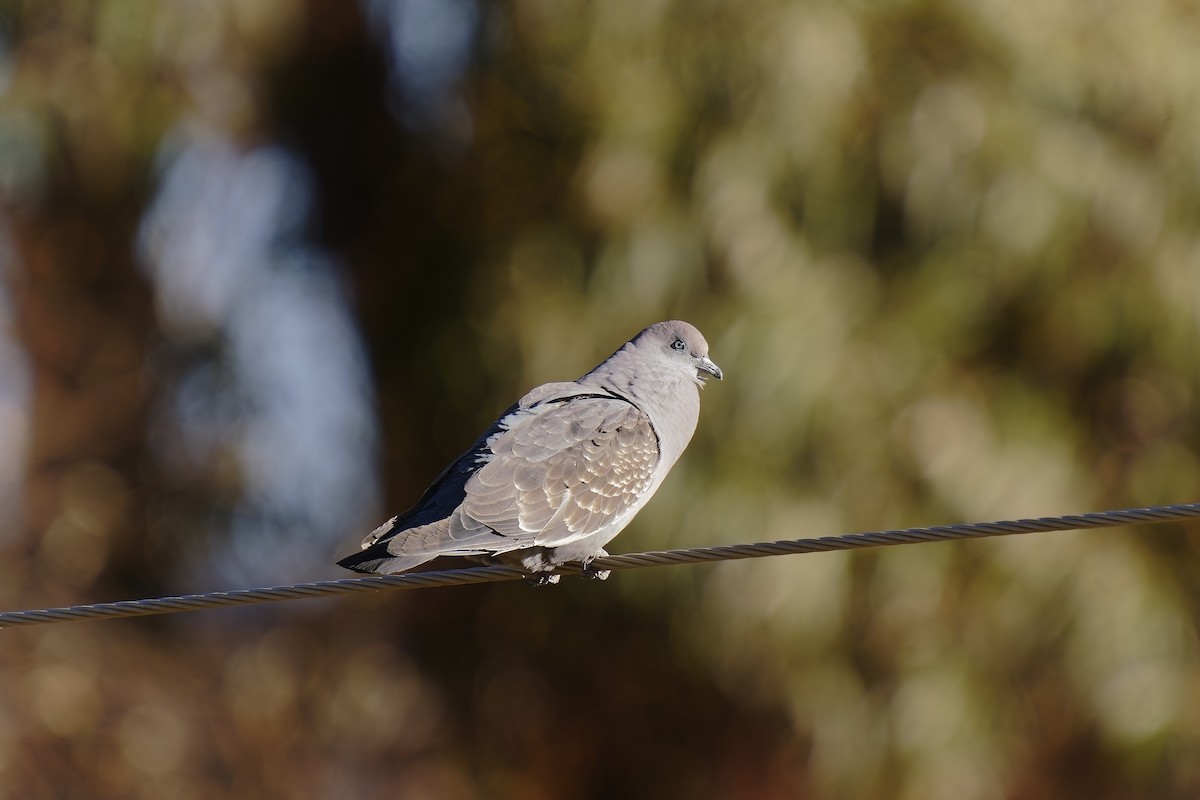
[635,320,723,386]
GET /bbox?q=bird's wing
[450,394,661,550]
[352,388,660,566]
[356,382,592,550]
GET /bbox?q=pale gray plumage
[337,320,721,581]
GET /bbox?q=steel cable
[2,501,1198,628]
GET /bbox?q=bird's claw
[581,560,611,581]
[524,573,561,587]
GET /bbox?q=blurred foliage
[2,0,1200,798]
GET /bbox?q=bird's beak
[696,355,723,381]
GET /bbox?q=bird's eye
[671,339,686,351]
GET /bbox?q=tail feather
[337,548,438,575]
[338,517,454,575]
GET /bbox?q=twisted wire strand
[3,502,1198,629]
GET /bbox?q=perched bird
[337,320,722,583]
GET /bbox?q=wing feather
[347,391,660,567]
[454,396,659,548]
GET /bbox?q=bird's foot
[524,572,561,587]
[581,554,611,581]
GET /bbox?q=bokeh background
[3,0,1200,797]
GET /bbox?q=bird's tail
[337,517,454,575]
[336,546,438,575]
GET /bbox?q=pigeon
[337,320,722,583]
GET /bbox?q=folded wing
[450,396,660,550]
